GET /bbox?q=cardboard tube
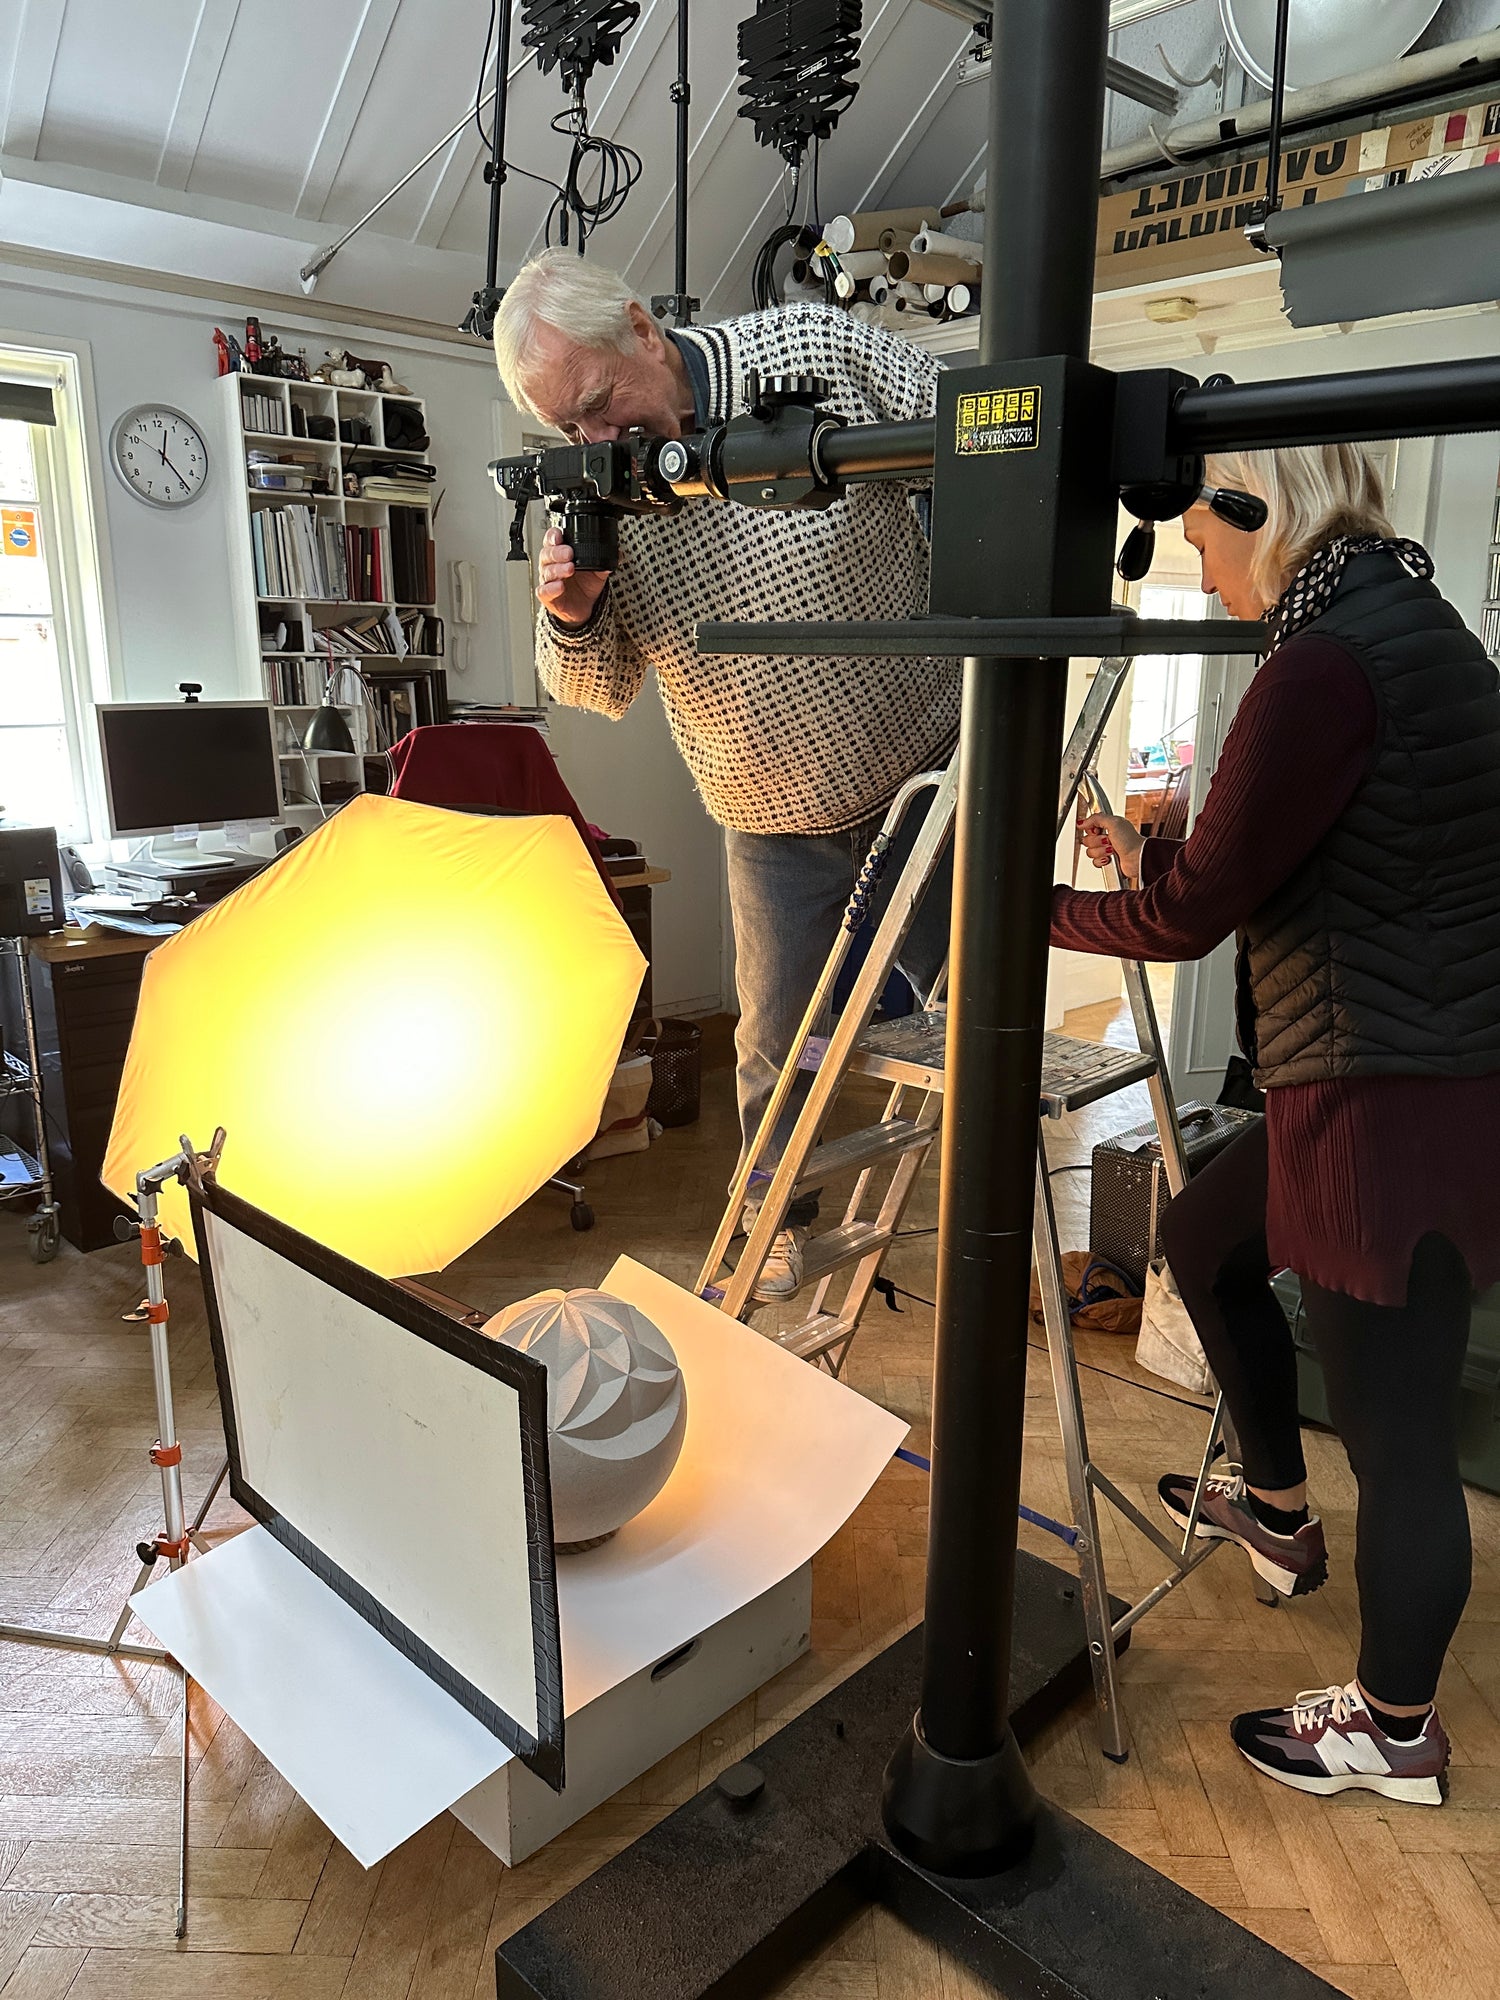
[893,293,943,318]
[948,282,977,315]
[901,251,983,288]
[909,227,983,266]
[879,226,920,256]
[868,272,892,305]
[840,249,886,279]
[825,206,931,254]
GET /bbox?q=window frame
[0,334,121,843]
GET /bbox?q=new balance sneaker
[751,1226,807,1302]
[1158,1464,1328,1597]
[1231,1683,1449,1805]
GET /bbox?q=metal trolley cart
[1,933,62,1263]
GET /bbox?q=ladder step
[775,1312,857,1363]
[792,1117,935,1193]
[847,1010,948,1089]
[801,1219,893,1284]
[840,1012,1156,1116]
[1040,1033,1157,1116]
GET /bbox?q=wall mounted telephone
[450,560,478,625]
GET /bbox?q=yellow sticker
[955,386,1041,456]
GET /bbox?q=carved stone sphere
[487,1289,686,1549]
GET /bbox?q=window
[0,351,113,841]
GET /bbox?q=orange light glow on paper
[103,796,645,1276]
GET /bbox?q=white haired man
[493,250,958,1299]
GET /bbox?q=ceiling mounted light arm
[920,2,1178,116]
[462,0,518,340]
[1244,0,1290,252]
[298,38,537,297]
[651,4,698,326]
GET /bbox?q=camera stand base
[494,1549,1337,2000]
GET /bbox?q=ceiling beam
[295,0,404,222]
[155,0,242,194]
[846,19,970,219]
[2,0,67,163]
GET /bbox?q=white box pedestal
[454,1564,812,1867]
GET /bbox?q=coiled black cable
[544,104,643,251]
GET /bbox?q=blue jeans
[723,791,953,1227]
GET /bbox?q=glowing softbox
[103,796,645,1275]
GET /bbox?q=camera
[490,373,849,572]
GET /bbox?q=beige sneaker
[751,1225,808,1303]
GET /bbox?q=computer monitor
[96,701,283,845]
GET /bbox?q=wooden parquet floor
[2,997,1499,1999]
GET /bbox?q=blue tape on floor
[894,1447,1079,1549]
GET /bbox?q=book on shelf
[1483,603,1500,657]
[389,506,436,606]
[310,609,445,659]
[251,506,351,600]
[1488,548,1500,603]
[240,390,286,435]
[264,656,316,706]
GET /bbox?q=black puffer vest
[1240,552,1500,1087]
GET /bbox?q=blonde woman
[1053,444,1500,1806]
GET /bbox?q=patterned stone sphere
[487,1289,687,1548]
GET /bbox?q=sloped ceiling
[1,0,1492,337]
[0,0,990,331]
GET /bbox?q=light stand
[0,1137,227,1939]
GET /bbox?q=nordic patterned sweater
[534,304,960,836]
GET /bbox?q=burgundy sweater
[1051,636,1500,1305]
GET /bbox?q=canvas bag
[1135,1258,1214,1396]
[586,1050,655,1160]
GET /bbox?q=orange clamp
[144,1300,169,1324]
[155,1533,190,1562]
[139,1226,164,1268]
[150,1441,183,1468]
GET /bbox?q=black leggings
[1159,1119,1473,1707]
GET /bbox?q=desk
[1125,774,1170,830]
[0,929,152,1252]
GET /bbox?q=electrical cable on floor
[872,1278,1215,1417]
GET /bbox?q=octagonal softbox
[103,796,645,1275]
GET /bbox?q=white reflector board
[190,1180,562,1788]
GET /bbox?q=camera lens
[559,501,619,573]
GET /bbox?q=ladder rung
[1040,1033,1156,1116]
[801,1219,893,1284]
[793,1117,935,1193]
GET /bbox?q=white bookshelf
[1483,484,1500,662]
[222,372,446,826]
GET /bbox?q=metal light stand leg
[1034,1136,1128,1761]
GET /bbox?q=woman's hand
[1079,814,1143,885]
[537,525,611,627]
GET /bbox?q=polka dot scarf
[1266,534,1434,654]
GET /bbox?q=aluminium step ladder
[697,659,1258,1757]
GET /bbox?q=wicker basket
[645,1017,702,1128]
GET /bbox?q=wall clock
[109,405,210,508]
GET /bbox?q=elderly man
[493,250,957,1300]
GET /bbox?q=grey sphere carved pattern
[488,1289,687,1549]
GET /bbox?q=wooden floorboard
[2,995,1497,1999]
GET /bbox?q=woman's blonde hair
[492,250,650,419]
[1206,442,1394,602]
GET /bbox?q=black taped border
[189,1177,564,1793]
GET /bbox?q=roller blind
[0,380,58,426]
